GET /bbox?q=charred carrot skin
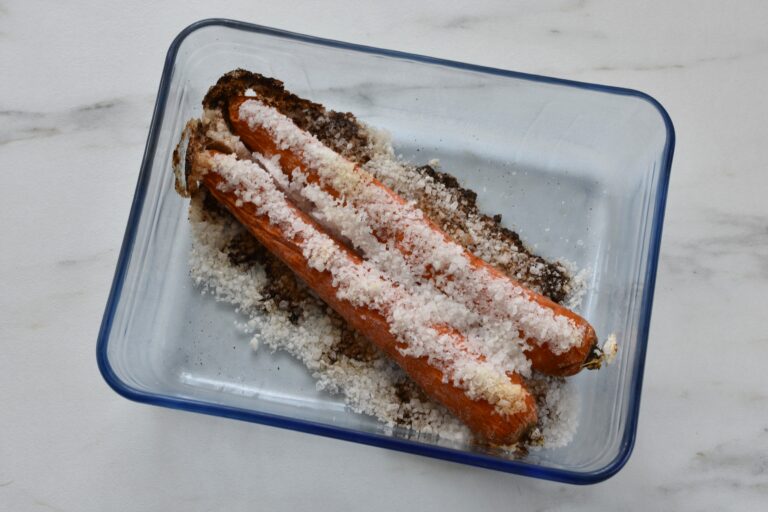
[226,97,597,377]
[197,167,537,445]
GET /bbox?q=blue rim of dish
[96,18,675,485]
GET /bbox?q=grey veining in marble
[1,1,767,511]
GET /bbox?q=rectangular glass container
[97,19,674,484]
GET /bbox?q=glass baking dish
[97,19,674,484]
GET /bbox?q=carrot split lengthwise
[173,70,609,446]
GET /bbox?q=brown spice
[327,321,379,363]
[203,69,376,164]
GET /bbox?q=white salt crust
[528,375,581,449]
[208,153,527,415]
[238,100,586,355]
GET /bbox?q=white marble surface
[1,0,767,509]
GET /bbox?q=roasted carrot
[226,96,597,377]
[187,149,538,444]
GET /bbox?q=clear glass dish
[97,19,674,484]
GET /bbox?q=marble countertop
[2,1,766,510]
